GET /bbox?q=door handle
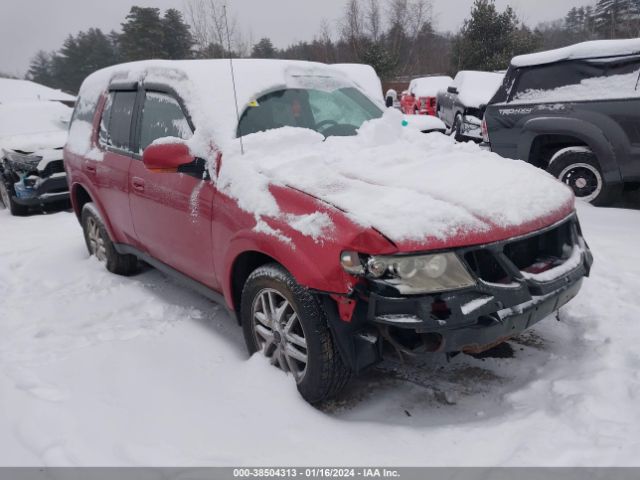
[131,177,145,192]
[84,164,96,174]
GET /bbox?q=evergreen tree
[360,41,396,80]
[251,38,276,58]
[594,0,632,38]
[119,7,166,61]
[47,28,118,93]
[27,51,55,87]
[451,0,540,72]
[161,9,194,59]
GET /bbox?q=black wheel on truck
[0,179,29,216]
[241,263,351,404]
[81,203,138,275]
[452,113,464,142]
[547,148,622,206]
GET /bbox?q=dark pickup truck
[483,39,640,206]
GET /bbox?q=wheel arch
[519,117,623,185]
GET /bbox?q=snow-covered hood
[215,109,574,251]
[0,131,67,153]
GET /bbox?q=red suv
[64,59,592,403]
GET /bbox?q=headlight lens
[341,251,475,294]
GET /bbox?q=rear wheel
[241,263,350,404]
[81,203,138,275]
[547,149,622,206]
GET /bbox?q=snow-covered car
[331,63,384,104]
[0,101,72,215]
[484,38,640,206]
[437,71,504,141]
[401,75,453,116]
[65,59,592,403]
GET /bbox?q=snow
[402,114,446,132]
[511,71,640,104]
[512,38,640,68]
[1,201,640,466]
[331,63,384,102]
[0,79,75,105]
[409,76,453,97]
[0,102,71,152]
[453,71,505,108]
[460,296,494,315]
[216,109,573,245]
[521,245,584,282]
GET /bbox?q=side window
[98,90,136,151]
[139,92,193,152]
[98,93,114,145]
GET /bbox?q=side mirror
[447,86,458,94]
[142,140,194,173]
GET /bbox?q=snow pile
[453,71,505,108]
[331,63,384,103]
[0,102,71,151]
[512,71,640,104]
[512,38,640,68]
[0,78,75,104]
[409,76,453,97]
[402,114,446,132]
[216,109,573,244]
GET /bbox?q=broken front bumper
[368,217,592,355]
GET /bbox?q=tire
[241,263,351,404]
[452,114,464,142]
[547,149,622,206]
[0,179,29,216]
[81,203,138,275]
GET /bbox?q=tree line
[26,0,640,94]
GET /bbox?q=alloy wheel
[86,216,107,262]
[558,162,602,203]
[251,288,308,382]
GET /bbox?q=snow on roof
[409,76,453,97]
[512,38,640,68]
[453,71,504,108]
[331,63,383,102]
[75,59,363,150]
[0,78,75,104]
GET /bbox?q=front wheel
[0,180,29,216]
[547,149,622,206]
[241,264,350,404]
[452,114,464,142]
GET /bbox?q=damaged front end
[323,214,592,373]
[1,148,69,208]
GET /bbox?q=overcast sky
[0,0,588,76]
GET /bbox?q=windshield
[237,87,383,138]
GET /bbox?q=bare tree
[341,0,365,56]
[183,0,239,55]
[366,0,382,42]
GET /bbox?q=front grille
[40,160,65,178]
[464,220,575,283]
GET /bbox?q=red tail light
[482,118,490,143]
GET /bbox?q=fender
[519,116,623,185]
[221,229,352,312]
[70,180,121,243]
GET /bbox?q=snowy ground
[1,197,640,466]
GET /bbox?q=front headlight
[340,251,475,294]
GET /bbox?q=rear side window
[139,92,192,152]
[99,90,136,152]
[512,56,640,103]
